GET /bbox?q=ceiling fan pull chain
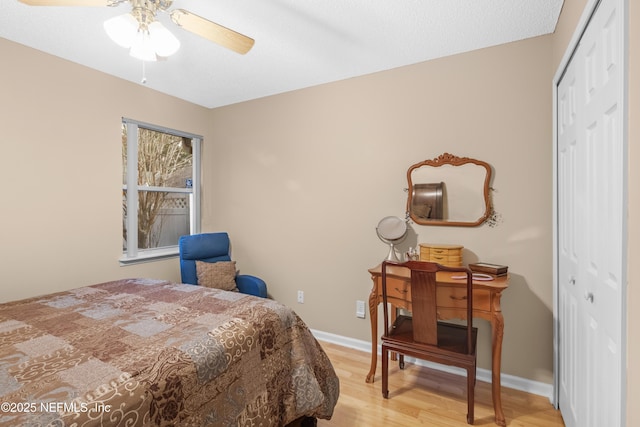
[141,61,147,84]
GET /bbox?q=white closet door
[557,43,581,427]
[557,0,625,426]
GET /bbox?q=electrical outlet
[356,300,366,318]
[297,290,304,304]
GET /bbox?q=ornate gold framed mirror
[406,153,492,227]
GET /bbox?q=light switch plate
[356,300,366,318]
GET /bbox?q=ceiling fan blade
[170,9,254,55]
[18,0,117,5]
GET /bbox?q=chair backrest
[179,233,232,285]
[381,260,474,353]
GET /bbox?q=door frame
[552,0,629,422]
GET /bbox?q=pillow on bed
[196,261,238,292]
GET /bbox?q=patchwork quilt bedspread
[0,279,339,426]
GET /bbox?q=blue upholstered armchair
[178,233,268,298]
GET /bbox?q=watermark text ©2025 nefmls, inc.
[1,401,112,414]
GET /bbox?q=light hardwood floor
[317,341,565,426]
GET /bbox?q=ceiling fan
[17,0,255,60]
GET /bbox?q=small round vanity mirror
[376,216,407,262]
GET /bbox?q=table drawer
[437,287,490,310]
[381,277,412,301]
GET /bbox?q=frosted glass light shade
[148,21,180,57]
[129,31,157,61]
[104,13,138,48]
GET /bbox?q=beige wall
[204,35,556,382]
[0,37,210,300]
[552,0,589,66]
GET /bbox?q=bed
[0,278,339,426]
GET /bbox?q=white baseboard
[311,329,554,404]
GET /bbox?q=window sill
[119,247,179,266]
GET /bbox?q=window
[121,118,201,264]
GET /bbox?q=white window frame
[120,118,201,265]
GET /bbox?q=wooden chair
[381,260,478,424]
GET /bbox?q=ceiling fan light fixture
[104,7,180,61]
[103,13,138,48]
[21,0,254,61]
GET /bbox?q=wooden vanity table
[366,263,510,426]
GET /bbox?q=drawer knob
[450,295,467,301]
[395,287,408,294]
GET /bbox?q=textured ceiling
[0,0,564,108]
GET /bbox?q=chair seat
[384,316,477,366]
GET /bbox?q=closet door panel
[556,0,624,426]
